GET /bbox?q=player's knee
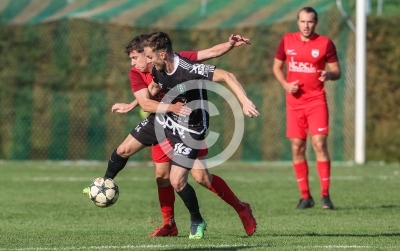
[155,177,170,187]
[154,167,170,187]
[312,141,327,153]
[170,180,186,192]
[291,144,305,156]
[192,172,211,188]
[116,144,133,157]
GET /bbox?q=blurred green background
[0,0,399,162]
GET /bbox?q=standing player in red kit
[272,7,341,209]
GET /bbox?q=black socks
[104,149,128,179]
[177,183,203,222]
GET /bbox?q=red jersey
[275,32,338,109]
[129,51,198,102]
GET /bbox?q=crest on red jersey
[311,49,319,58]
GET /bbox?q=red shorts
[151,138,208,163]
[286,104,329,139]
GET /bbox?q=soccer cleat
[238,202,257,236]
[189,220,207,239]
[321,196,334,209]
[82,187,89,196]
[296,197,315,209]
[148,222,178,237]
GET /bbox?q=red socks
[317,161,331,197]
[208,174,245,213]
[157,185,175,226]
[293,160,331,198]
[293,161,311,199]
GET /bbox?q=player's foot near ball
[82,187,89,196]
[321,196,334,209]
[296,197,315,209]
[189,220,207,239]
[148,222,178,237]
[238,202,257,236]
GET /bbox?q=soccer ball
[88,177,119,208]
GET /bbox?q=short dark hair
[144,31,173,54]
[125,34,148,55]
[297,7,318,22]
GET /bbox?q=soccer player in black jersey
[143,31,259,239]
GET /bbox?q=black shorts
[155,114,207,169]
[130,114,165,146]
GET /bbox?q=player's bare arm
[318,62,341,82]
[272,58,300,94]
[134,82,191,117]
[212,68,259,118]
[111,100,138,114]
[197,34,251,62]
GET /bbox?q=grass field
[1,161,399,251]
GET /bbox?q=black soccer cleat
[321,196,334,209]
[296,197,315,209]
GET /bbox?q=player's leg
[83,115,158,194]
[82,133,146,195]
[104,115,158,179]
[169,164,206,239]
[104,134,147,179]
[148,142,178,237]
[308,104,334,209]
[287,109,314,209]
[190,157,257,236]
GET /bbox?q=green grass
[0,161,399,251]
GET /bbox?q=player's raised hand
[285,80,300,94]
[242,99,259,118]
[170,102,192,117]
[111,103,134,113]
[229,34,251,47]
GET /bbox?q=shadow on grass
[161,247,260,251]
[270,232,400,237]
[336,204,400,210]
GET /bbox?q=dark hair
[124,34,148,55]
[144,31,173,54]
[297,7,318,22]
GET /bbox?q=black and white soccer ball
[88,177,119,208]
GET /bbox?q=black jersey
[151,54,215,133]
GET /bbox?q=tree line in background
[0,16,399,162]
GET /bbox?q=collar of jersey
[165,54,180,75]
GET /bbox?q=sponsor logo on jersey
[286,49,297,55]
[176,83,187,94]
[174,143,192,156]
[190,64,211,77]
[311,49,319,58]
[155,115,205,139]
[288,56,316,73]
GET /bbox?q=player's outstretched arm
[197,34,251,62]
[111,100,138,113]
[212,68,259,118]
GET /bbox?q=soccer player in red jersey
[100,34,257,237]
[272,7,341,209]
